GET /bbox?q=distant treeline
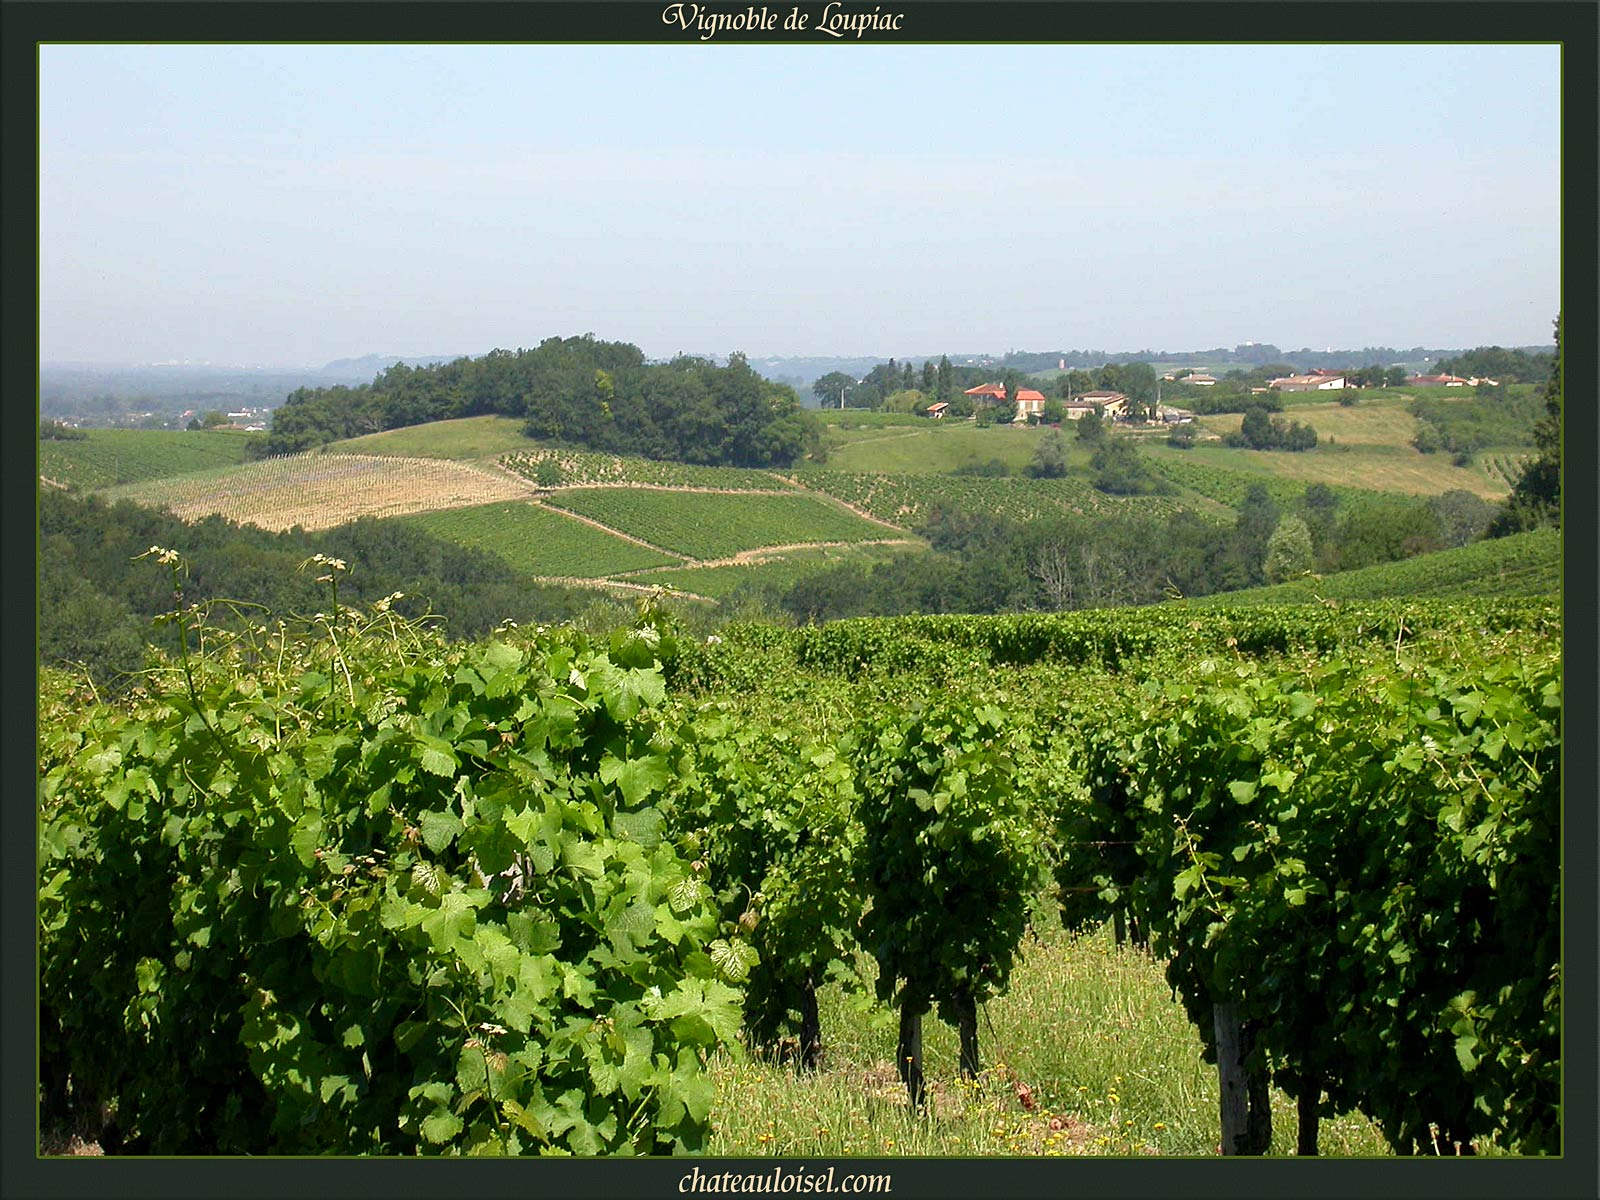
[759,484,1499,624]
[255,336,818,467]
[38,490,601,690]
[995,343,1554,378]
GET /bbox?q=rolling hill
[46,399,1557,609]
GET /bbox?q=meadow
[327,415,534,461]
[39,427,262,489]
[1179,392,1522,499]
[817,419,1081,476]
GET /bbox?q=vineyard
[627,542,923,600]
[38,564,1564,1158]
[785,469,1191,527]
[500,449,800,492]
[100,453,534,532]
[541,488,892,560]
[1190,527,1560,604]
[1480,452,1532,490]
[402,501,684,579]
[1142,452,1419,513]
[39,428,263,490]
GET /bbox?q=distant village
[924,365,1500,427]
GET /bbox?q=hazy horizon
[41,44,1560,366]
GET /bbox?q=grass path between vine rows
[705,920,1397,1158]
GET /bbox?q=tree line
[38,490,601,691]
[761,483,1496,624]
[255,336,818,469]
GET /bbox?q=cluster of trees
[1437,345,1555,385]
[814,357,1026,417]
[40,420,87,441]
[257,337,818,469]
[38,491,600,690]
[1224,406,1318,452]
[762,483,1474,623]
[1410,390,1542,464]
[1339,365,1410,390]
[1488,317,1562,536]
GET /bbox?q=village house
[1012,387,1049,420]
[1180,374,1218,386]
[1066,390,1130,419]
[963,382,1008,406]
[1407,374,1474,388]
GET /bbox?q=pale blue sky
[40,44,1561,365]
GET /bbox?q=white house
[1269,373,1347,392]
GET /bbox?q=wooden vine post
[897,1002,927,1110]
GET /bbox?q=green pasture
[819,420,1089,476]
[1146,436,1510,501]
[326,415,534,461]
[39,428,263,490]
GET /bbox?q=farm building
[1270,373,1348,392]
[1179,374,1218,386]
[1407,374,1473,387]
[1068,390,1130,419]
[963,382,1008,405]
[924,401,949,419]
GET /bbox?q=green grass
[39,428,263,489]
[706,921,1392,1157]
[401,501,682,578]
[1144,452,1424,515]
[542,489,891,560]
[326,416,535,461]
[818,422,1082,476]
[1187,528,1560,605]
[812,410,929,429]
